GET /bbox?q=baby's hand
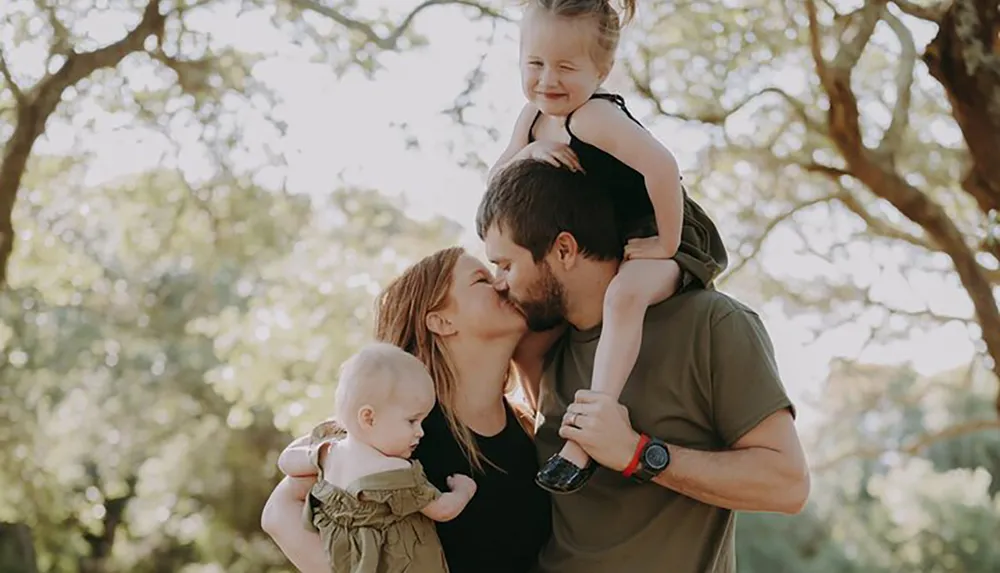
[421,474,477,522]
[447,474,478,500]
[624,236,672,261]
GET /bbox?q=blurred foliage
[736,361,1000,573]
[1,0,998,571]
[0,159,459,572]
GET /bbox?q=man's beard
[510,261,566,332]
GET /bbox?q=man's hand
[558,390,641,472]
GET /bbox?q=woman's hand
[516,141,584,172]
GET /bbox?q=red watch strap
[623,434,649,478]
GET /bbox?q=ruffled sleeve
[370,461,443,517]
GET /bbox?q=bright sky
[6,1,982,429]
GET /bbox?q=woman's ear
[425,311,457,337]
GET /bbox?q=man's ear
[358,405,376,428]
[551,231,581,270]
[425,311,457,337]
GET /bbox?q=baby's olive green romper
[302,438,450,573]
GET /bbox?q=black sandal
[535,453,597,494]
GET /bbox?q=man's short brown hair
[476,159,621,262]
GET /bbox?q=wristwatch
[623,434,671,483]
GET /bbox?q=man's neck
[564,259,618,331]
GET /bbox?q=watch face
[643,444,669,469]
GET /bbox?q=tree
[0,158,459,571]
[262,0,1000,410]
[0,0,503,289]
[621,0,1000,408]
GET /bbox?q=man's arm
[560,308,810,514]
[648,409,808,514]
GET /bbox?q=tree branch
[812,418,1000,472]
[629,62,825,134]
[807,0,1000,407]
[877,9,916,156]
[831,0,885,72]
[33,0,74,57]
[719,195,838,283]
[797,161,937,249]
[836,191,937,249]
[892,0,949,21]
[0,48,23,105]
[289,0,509,51]
[805,0,829,79]
[0,0,166,288]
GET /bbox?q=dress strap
[527,109,543,143]
[565,92,643,141]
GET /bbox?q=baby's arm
[571,100,684,257]
[487,103,538,181]
[420,474,477,523]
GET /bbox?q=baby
[278,342,477,572]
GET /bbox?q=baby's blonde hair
[334,342,434,428]
[526,0,636,71]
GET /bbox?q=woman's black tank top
[412,400,551,573]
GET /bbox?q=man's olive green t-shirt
[532,289,794,573]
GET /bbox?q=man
[476,159,810,573]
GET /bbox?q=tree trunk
[806,0,1000,411]
[0,522,38,573]
[0,0,166,287]
[923,0,1000,216]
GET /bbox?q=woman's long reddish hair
[372,247,493,471]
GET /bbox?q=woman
[261,247,553,573]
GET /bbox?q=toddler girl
[278,343,477,572]
[490,0,728,493]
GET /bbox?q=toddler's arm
[571,100,684,258]
[487,103,538,181]
[420,474,477,522]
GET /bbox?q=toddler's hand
[520,141,583,173]
[624,236,672,261]
[446,474,478,500]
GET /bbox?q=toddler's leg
[594,259,679,396]
[536,258,681,494]
[558,259,679,466]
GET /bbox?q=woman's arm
[261,476,329,573]
[277,446,316,478]
[571,100,684,257]
[487,102,539,182]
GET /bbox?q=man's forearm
[651,443,809,514]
